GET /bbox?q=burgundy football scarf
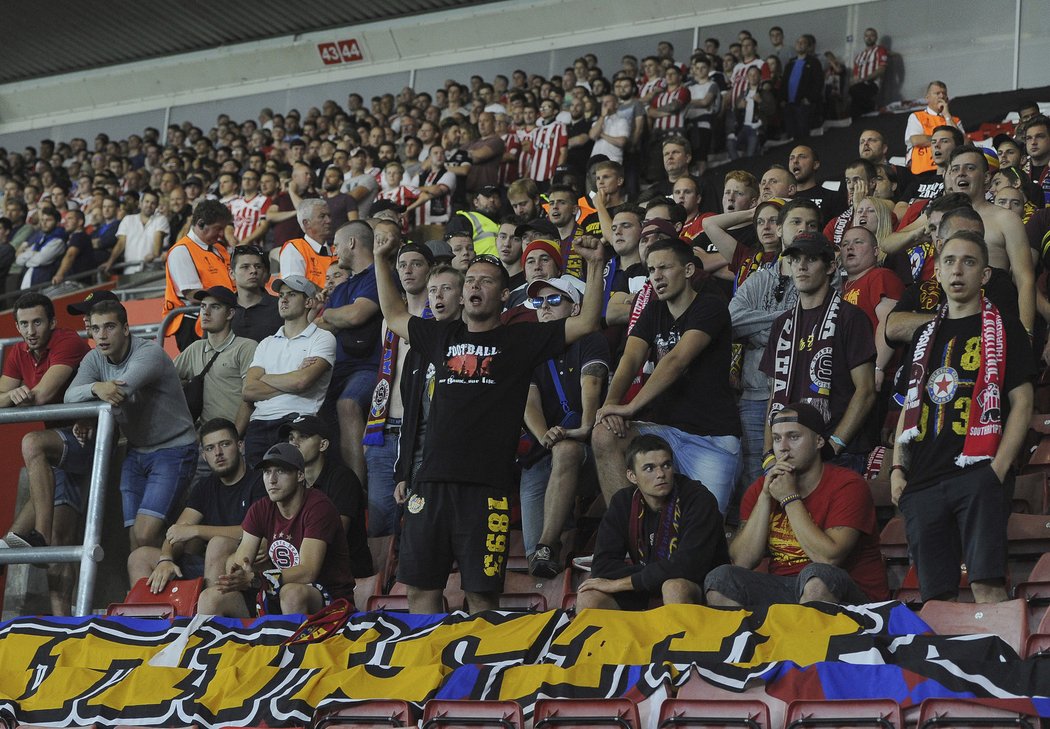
[363,304,432,446]
[627,486,681,564]
[898,297,1004,467]
[769,290,841,424]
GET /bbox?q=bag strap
[198,347,223,378]
[546,359,571,415]
[283,597,353,645]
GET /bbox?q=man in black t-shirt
[373,228,606,613]
[594,239,742,515]
[580,434,728,610]
[280,414,373,578]
[891,231,1034,603]
[886,205,1019,347]
[759,232,876,473]
[127,418,265,593]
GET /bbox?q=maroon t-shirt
[271,191,319,248]
[741,464,889,600]
[242,487,354,600]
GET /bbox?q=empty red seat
[106,602,176,619]
[314,700,415,729]
[365,593,450,613]
[496,592,547,611]
[658,698,771,729]
[916,697,1037,729]
[534,698,639,729]
[421,699,523,729]
[785,699,903,729]
[918,599,1029,655]
[1023,632,1050,659]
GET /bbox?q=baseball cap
[521,239,564,270]
[184,176,203,188]
[272,275,321,298]
[425,239,454,262]
[66,289,120,315]
[398,242,435,266]
[475,185,501,197]
[278,414,331,441]
[259,442,305,471]
[782,231,836,261]
[193,285,239,308]
[640,218,680,242]
[526,275,584,305]
[515,217,560,241]
[771,401,827,436]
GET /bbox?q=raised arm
[372,228,412,340]
[563,236,604,345]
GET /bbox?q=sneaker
[529,543,561,579]
[4,530,47,549]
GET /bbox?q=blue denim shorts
[338,368,379,412]
[119,443,198,527]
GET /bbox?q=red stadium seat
[918,599,1029,655]
[421,699,524,729]
[1010,472,1047,514]
[676,675,784,729]
[658,698,772,729]
[314,700,415,729]
[1010,581,1050,635]
[106,602,176,619]
[365,593,449,613]
[534,698,640,729]
[120,576,203,617]
[785,699,903,729]
[496,592,547,611]
[895,565,973,605]
[1022,632,1050,659]
[916,698,1037,729]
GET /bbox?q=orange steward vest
[280,238,336,290]
[163,236,233,335]
[908,110,961,174]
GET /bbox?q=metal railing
[0,402,117,616]
[0,261,161,309]
[0,305,197,363]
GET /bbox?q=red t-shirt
[241,487,354,601]
[741,464,889,600]
[842,267,905,332]
[2,327,90,398]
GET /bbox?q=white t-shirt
[117,212,170,272]
[590,115,631,163]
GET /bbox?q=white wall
[0,0,1044,150]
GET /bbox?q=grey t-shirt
[343,173,378,217]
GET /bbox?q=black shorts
[397,481,511,594]
[899,463,1010,601]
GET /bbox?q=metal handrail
[0,260,154,308]
[0,401,117,616]
[0,320,170,364]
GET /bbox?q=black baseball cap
[782,231,836,261]
[67,289,119,315]
[193,286,239,308]
[259,442,305,471]
[278,414,332,441]
[771,401,828,436]
[515,217,560,240]
[398,242,435,266]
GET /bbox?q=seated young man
[197,442,355,616]
[280,414,373,578]
[704,403,889,607]
[127,417,265,592]
[577,434,729,610]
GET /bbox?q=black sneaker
[529,543,561,579]
[4,530,48,549]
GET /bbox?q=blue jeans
[364,430,400,537]
[633,423,741,515]
[119,443,198,527]
[519,454,553,557]
[739,398,768,487]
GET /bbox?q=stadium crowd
[0,24,1048,618]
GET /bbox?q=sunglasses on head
[529,293,568,308]
[234,244,264,256]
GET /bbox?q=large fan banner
[0,603,1047,727]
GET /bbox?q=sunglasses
[472,254,504,268]
[529,293,568,308]
[774,275,788,302]
[234,244,264,256]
